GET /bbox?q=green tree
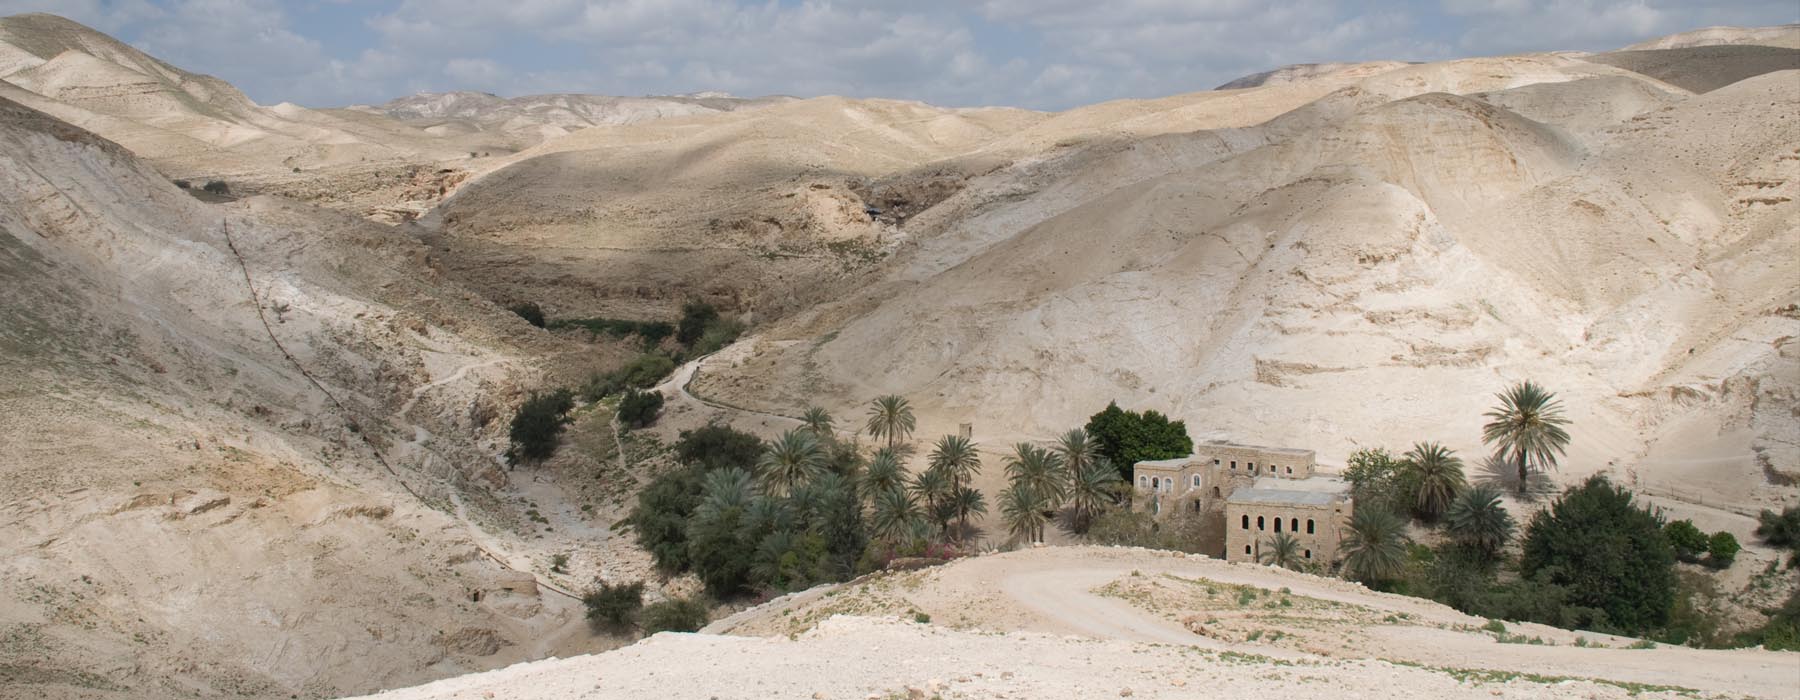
[1000,480,1051,544]
[1051,428,1101,482]
[863,448,904,502]
[1520,475,1675,635]
[617,388,664,428]
[870,486,923,543]
[1259,533,1304,571]
[863,395,917,449]
[928,434,983,490]
[1706,531,1739,569]
[1083,402,1193,480]
[1444,484,1514,559]
[1004,442,1068,507]
[947,485,988,541]
[1067,457,1122,534]
[1343,448,1402,513]
[1754,506,1800,567]
[673,424,764,472]
[755,429,827,496]
[508,389,575,462]
[687,468,758,596]
[582,581,644,631]
[1401,442,1465,521]
[676,300,719,346]
[909,466,955,536]
[641,597,710,635]
[1481,380,1572,496]
[1340,507,1409,586]
[1664,520,1708,563]
[801,406,835,438]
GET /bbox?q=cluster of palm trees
[997,429,1122,545]
[1326,380,1567,584]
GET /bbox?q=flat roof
[1134,457,1192,470]
[1227,488,1343,506]
[1199,441,1316,457]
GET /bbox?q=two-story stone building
[1132,441,1352,566]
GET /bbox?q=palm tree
[1259,533,1303,570]
[928,434,982,490]
[863,395,916,450]
[1482,380,1572,496]
[1067,457,1121,534]
[801,406,834,438]
[1445,484,1515,558]
[1004,443,1068,507]
[1339,507,1409,585]
[1000,481,1051,544]
[871,486,923,543]
[909,466,954,535]
[1403,441,1466,521]
[948,486,988,541]
[1051,428,1100,478]
[863,448,904,503]
[695,467,757,521]
[756,429,826,496]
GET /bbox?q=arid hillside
[0,92,642,698]
[692,39,1800,519]
[353,91,792,151]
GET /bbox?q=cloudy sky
[9,0,1796,109]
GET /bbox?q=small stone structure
[1132,442,1352,565]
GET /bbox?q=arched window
[1191,499,1202,513]
[1256,516,1265,531]
[1212,486,1221,498]
[1274,518,1282,533]
[1306,519,1315,534]
[1241,514,1250,529]
[1230,461,1237,470]
[1269,464,1276,474]
[1192,474,1202,488]
[1138,476,1148,487]
[1285,466,1293,475]
[1244,545,1252,555]
[1303,549,1311,559]
[1291,518,1299,532]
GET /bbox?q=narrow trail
[397,356,508,419]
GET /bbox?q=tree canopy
[1519,475,1675,635]
[1083,401,1193,479]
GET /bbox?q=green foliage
[630,465,706,572]
[507,301,546,328]
[507,389,574,462]
[1068,456,1122,534]
[913,611,931,624]
[1445,484,1514,559]
[582,353,677,400]
[549,553,569,574]
[863,395,917,449]
[1259,533,1303,570]
[676,300,720,346]
[617,388,664,428]
[1754,506,1800,566]
[582,581,644,630]
[1340,507,1409,585]
[1664,520,1708,563]
[756,429,827,496]
[1482,619,1507,633]
[1520,475,1675,635]
[673,424,764,472]
[1004,442,1069,507]
[687,468,759,596]
[1000,480,1051,544]
[1481,380,1572,495]
[202,179,230,195]
[691,317,745,356]
[1743,589,1800,651]
[870,485,924,544]
[1083,402,1193,479]
[1086,501,1219,554]
[548,317,673,346]
[1343,448,1405,515]
[641,597,710,635]
[1706,531,1739,569]
[800,406,834,437]
[1400,442,1465,522]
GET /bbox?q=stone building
[1132,441,1352,565]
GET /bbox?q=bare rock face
[436,627,511,657]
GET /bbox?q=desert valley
[0,9,1797,700]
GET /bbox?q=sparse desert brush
[584,581,645,631]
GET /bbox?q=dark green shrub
[547,317,673,346]
[581,353,676,400]
[641,596,709,635]
[1755,507,1800,566]
[508,301,546,328]
[1520,475,1675,635]
[507,389,573,462]
[618,388,664,428]
[676,300,720,346]
[1343,448,1404,515]
[202,179,230,194]
[1706,532,1739,568]
[1665,519,1708,563]
[691,318,744,356]
[582,581,644,630]
[673,424,764,472]
[629,466,705,572]
[1083,401,1193,480]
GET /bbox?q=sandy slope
[349,547,1800,700]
